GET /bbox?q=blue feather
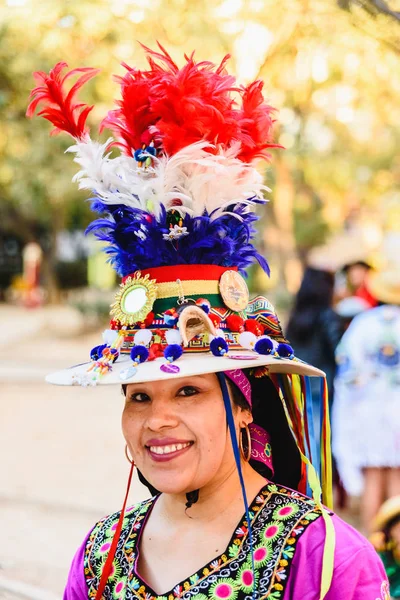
[85,201,270,277]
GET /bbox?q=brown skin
[122,373,267,594]
[362,467,400,534]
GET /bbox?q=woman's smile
[145,438,194,462]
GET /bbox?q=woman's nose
[145,397,179,431]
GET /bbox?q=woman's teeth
[149,442,191,455]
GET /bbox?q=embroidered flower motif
[236,562,258,593]
[95,541,111,561]
[253,543,273,567]
[162,225,189,240]
[106,518,129,538]
[273,503,300,521]
[113,579,126,598]
[84,486,323,600]
[263,521,284,542]
[108,561,122,582]
[209,578,238,600]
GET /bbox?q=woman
[27,44,387,600]
[333,266,400,533]
[286,267,343,404]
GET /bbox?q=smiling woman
[27,44,388,600]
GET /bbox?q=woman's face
[122,374,252,495]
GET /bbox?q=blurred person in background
[332,264,400,534]
[286,267,344,423]
[370,496,400,598]
[341,259,377,308]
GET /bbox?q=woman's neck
[158,463,267,523]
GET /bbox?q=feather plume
[86,203,269,277]
[100,64,154,153]
[69,140,269,218]
[236,81,282,162]
[26,62,99,139]
[101,44,278,162]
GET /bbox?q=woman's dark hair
[286,267,335,341]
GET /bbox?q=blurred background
[1,0,400,598]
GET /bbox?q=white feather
[67,139,270,218]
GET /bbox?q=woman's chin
[145,472,198,495]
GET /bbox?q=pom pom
[102,328,119,345]
[254,336,274,355]
[226,314,245,332]
[244,318,264,336]
[164,344,183,362]
[209,314,222,328]
[210,337,229,357]
[165,329,182,345]
[195,298,211,314]
[109,319,120,330]
[133,329,153,346]
[277,343,294,359]
[90,344,107,361]
[239,331,257,350]
[130,345,149,364]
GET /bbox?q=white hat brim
[45,351,325,386]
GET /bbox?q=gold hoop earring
[125,444,134,465]
[239,425,252,462]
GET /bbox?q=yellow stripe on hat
[156,279,220,300]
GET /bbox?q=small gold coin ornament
[110,272,157,326]
[219,270,249,312]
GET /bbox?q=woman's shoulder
[88,496,155,541]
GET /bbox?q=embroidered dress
[332,306,400,496]
[64,483,387,600]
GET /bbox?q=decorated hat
[27,45,323,387]
[27,44,332,506]
[372,495,400,533]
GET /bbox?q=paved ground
[0,304,149,598]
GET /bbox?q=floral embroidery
[84,484,322,600]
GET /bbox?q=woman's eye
[177,386,198,397]
[129,392,150,403]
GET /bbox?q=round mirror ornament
[219,270,249,312]
[110,272,157,326]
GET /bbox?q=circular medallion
[219,270,249,312]
[110,272,157,326]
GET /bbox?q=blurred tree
[0,0,399,300]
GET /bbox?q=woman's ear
[240,408,253,427]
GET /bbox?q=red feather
[236,81,282,162]
[100,64,155,154]
[27,61,99,139]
